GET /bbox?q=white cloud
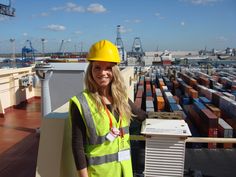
[180,21,185,26]
[134,19,141,23]
[45,24,66,31]
[75,30,82,35]
[65,3,85,12]
[119,26,132,33]
[23,33,28,36]
[31,12,50,18]
[51,6,64,11]
[51,3,85,12]
[40,12,49,17]
[155,12,165,19]
[51,3,106,14]
[216,36,227,42]
[124,19,142,24]
[87,3,106,13]
[0,16,8,21]
[182,0,220,5]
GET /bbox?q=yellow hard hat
[87,40,120,63]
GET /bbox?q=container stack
[133,66,236,149]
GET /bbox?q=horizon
[0,0,236,54]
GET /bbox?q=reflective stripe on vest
[87,149,129,166]
[76,93,129,145]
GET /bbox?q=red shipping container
[208,128,218,149]
[146,96,153,101]
[199,109,218,128]
[231,85,236,91]
[173,80,179,89]
[134,98,142,109]
[136,90,143,98]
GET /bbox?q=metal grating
[144,136,186,177]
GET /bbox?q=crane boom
[58,40,64,53]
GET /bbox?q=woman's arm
[71,102,89,176]
[128,98,147,122]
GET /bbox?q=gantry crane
[115,25,126,63]
[22,40,37,63]
[0,0,15,16]
[58,40,65,55]
[128,37,145,63]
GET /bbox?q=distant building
[225,47,233,56]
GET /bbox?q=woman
[69,40,146,177]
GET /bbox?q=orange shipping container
[189,88,198,99]
[159,81,165,87]
[189,78,197,87]
[205,104,221,118]
[157,96,165,111]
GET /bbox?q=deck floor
[0,98,41,177]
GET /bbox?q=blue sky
[0,0,236,54]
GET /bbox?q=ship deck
[0,98,235,177]
[0,98,41,177]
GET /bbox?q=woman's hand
[78,168,89,177]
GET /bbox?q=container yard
[132,65,236,149]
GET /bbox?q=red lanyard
[102,98,124,137]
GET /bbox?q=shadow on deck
[0,98,41,177]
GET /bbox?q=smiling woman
[91,61,115,89]
[69,39,147,177]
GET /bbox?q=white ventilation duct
[141,119,191,177]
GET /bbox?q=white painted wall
[0,67,40,115]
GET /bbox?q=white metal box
[141,119,191,177]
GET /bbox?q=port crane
[58,40,65,55]
[0,0,15,16]
[22,40,37,63]
[115,25,126,63]
[128,37,145,63]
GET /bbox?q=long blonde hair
[84,62,133,123]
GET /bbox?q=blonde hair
[84,62,133,123]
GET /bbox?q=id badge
[106,132,117,142]
[118,149,130,161]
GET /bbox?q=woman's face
[92,61,115,88]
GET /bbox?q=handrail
[130,135,236,143]
[186,137,236,143]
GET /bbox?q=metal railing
[130,135,236,144]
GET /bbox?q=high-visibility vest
[69,90,133,177]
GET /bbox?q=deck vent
[141,119,191,177]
